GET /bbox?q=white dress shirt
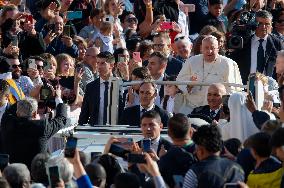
[166,96,175,114]
[250,35,268,74]
[0,102,8,126]
[98,78,108,125]
[140,104,155,117]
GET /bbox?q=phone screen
[64,137,77,158]
[132,52,141,62]
[48,166,60,188]
[109,144,130,160]
[248,74,256,100]
[127,153,146,163]
[0,154,9,171]
[63,25,71,37]
[142,139,151,152]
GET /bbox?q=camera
[227,11,257,49]
[40,83,53,101]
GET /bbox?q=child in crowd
[92,21,114,53]
[161,76,182,115]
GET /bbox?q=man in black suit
[119,82,170,127]
[229,10,283,84]
[1,97,70,168]
[153,32,183,76]
[190,83,226,121]
[128,110,172,184]
[147,51,169,104]
[79,51,119,125]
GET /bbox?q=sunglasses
[127,17,138,23]
[11,64,21,69]
[37,65,44,70]
[174,36,186,42]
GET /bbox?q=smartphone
[173,175,184,188]
[273,103,281,108]
[75,63,83,72]
[248,74,256,100]
[142,139,151,152]
[67,11,82,20]
[64,136,78,158]
[0,154,9,171]
[109,144,130,159]
[48,166,61,188]
[118,54,127,63]
[222,95,230,106]
[28,59,37,69]
[11,37,18,46]
[127,153,146,163]
[63,25,71,37]
[26,14,33,24]
[132,52,141,62]
[160,22,173,30]
[223,183,240,188]
[183,4,196,12]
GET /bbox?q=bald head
[207,83,226,110]
[52,15,64,35]
[84,47,100,66]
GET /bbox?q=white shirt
[155,75,164,105]
[165,96,175,114]
[0,102,8,126]
[98,78,108,125]
[176,54,242,107]
[250,34,268,74]
[140,103,155,117]
[151,136,160,153]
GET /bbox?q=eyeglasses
[11,64,21,69]
[127,17,138,23]
[37,65,44,70]
[174,36,186,42]
[257,22,272,27]
[153,43,166,48]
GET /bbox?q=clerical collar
[140,104,155,112]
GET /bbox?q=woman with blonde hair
[56,53,75,77]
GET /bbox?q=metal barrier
[106,78,249,125]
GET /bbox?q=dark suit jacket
[0,103,69,168]
[229,34,283,83]
[165,55,183,76]
[191,105,221,121]
[130,137,172,184]
[79,78,100,125]
[79,78,124,125]
[119,105,170,127]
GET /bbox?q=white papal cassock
[176,54,243,109]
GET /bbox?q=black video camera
[227,11,257,49]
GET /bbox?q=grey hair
[209,83,227,95]
[16,97,38,118]
[256,10,273,20]
[202,35,218,46]
[3,163,31,188]
[47,157,74,184]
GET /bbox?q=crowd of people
[1,0,284,187]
